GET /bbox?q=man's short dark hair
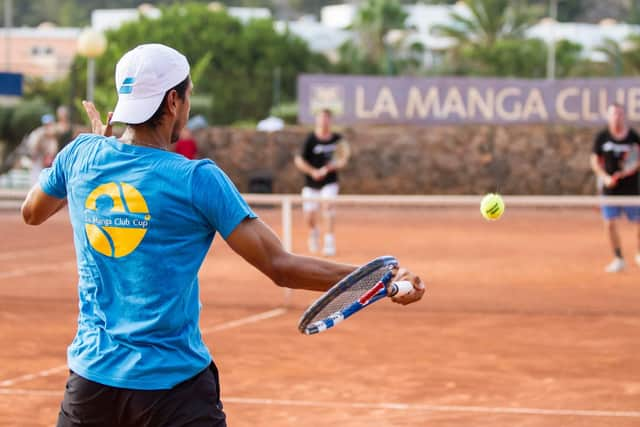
[319,108,333,117]
[144,76,190,128]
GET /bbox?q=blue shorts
[601,205,640,222]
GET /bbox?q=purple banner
[297,74,640,125]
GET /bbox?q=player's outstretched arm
[225,217,355,292]
[21,186,67,225]
[225,217,425,305]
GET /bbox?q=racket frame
[298,255,398,335]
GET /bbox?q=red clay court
[0,204,639,427]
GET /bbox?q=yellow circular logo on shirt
[84,182,151,258]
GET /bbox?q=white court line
[200,308,287,334]
[0,244,71,261]
[0,388,60,396]
[0,308,288,387]
[0,389,637,419]
[222,397,640,418]
[0,261,76,279]
[0,365,68,387]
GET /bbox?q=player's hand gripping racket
[298,256,414,335]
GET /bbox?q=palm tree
[349,0,411,72]
[615,34,640,75]
[431,0,540,76]
[594,38,625,76]
[434,0,535,49]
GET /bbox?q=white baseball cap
[110,44,190,125]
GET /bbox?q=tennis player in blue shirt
[21,44,425,427]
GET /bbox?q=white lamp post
[546,0,559,81]
[77,28,107,102]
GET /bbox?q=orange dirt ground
[0,206,639,427]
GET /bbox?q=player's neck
[609,125,628,139]
[314,128,331,140]
[121,126,171,151]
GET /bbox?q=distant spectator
[55,105,74,151]
[173,127,198,159]
[26,114,58,185]
[294,108,350,257]
[590,103,640,273]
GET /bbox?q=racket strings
[307,264,391,323]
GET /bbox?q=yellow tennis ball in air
[480,193,505,221]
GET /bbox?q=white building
[321,4,357,29]
[320,3,472,67]
[402,3,473,67]
[320,2,640,65]
[275,16,351,61]
[527,19,640,62]
[0,24,81,81]
[92,4,345,60]
[87,2,640,71]
[227,7,271,23]
[91,5,161,32]
[92,4,271,33]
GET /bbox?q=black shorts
[57,362,226,427]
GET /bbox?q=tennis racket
[621,143,639,176]
[329,139,350,170]
[610,143,640,187]
[298,256,414,335]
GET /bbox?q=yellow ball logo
[84,182,151,258]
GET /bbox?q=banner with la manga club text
[297,74,640,125]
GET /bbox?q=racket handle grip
[389,280,414,297]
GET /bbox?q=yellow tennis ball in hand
[480,193,505,221]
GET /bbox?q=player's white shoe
[323,234,336,257]
[308,229,319,254]
[605,257,625,273]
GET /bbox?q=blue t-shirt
[39,134,257,390]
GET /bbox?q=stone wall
[197,124,599,195]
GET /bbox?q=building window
[30,46,55,56]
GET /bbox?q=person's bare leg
[606,220,622,254]
[323,202,334,235]
[322,202,336,256]
[305,209,319,253]
[604,219,625,272]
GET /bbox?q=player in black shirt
[294,109,350,256]
[590,103,640,272]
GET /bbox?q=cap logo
[119,77,136,94]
